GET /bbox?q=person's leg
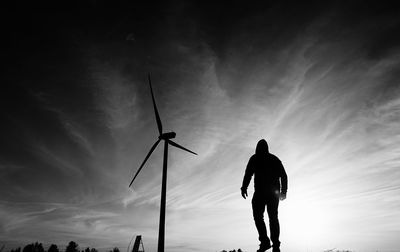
[266,193,280,249]
[252,193,270,246]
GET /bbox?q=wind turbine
[128,74,197,252]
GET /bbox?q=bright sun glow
[280,189,334,250]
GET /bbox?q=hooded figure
[241,139,288,252]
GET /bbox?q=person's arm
[279,161,288,200]
[241,156,255,199]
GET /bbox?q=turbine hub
[159,132,176,140]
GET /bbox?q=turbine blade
[129,139,161,187]
[148,74,163,135]
[168,140,197,155]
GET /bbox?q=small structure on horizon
[131,235,145,252]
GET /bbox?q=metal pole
[158,140,168,252]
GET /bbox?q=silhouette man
[241,139,288,252]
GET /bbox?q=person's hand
[241,188,248,199]
[280,192,287,201]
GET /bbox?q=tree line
[7,241,244,252]
[8,241,120,252]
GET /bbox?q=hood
[255,139,269,155]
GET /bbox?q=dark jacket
[241,141,288,194]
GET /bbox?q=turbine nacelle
[159,132,176,140]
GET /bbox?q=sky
[2,1,400,252]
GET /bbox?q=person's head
[255,139,269,155]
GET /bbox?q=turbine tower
[128,74,197,252]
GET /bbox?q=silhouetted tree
[23,242,44,252]
[11,247,21,252]
[23,244,33,252]
[112,248,119,252]
[47,244,59,252]
[238,249,242,252]
[65,241,79,252]
[89,248,97,252]
[36,243,44,252]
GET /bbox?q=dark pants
[252,191,280,247]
